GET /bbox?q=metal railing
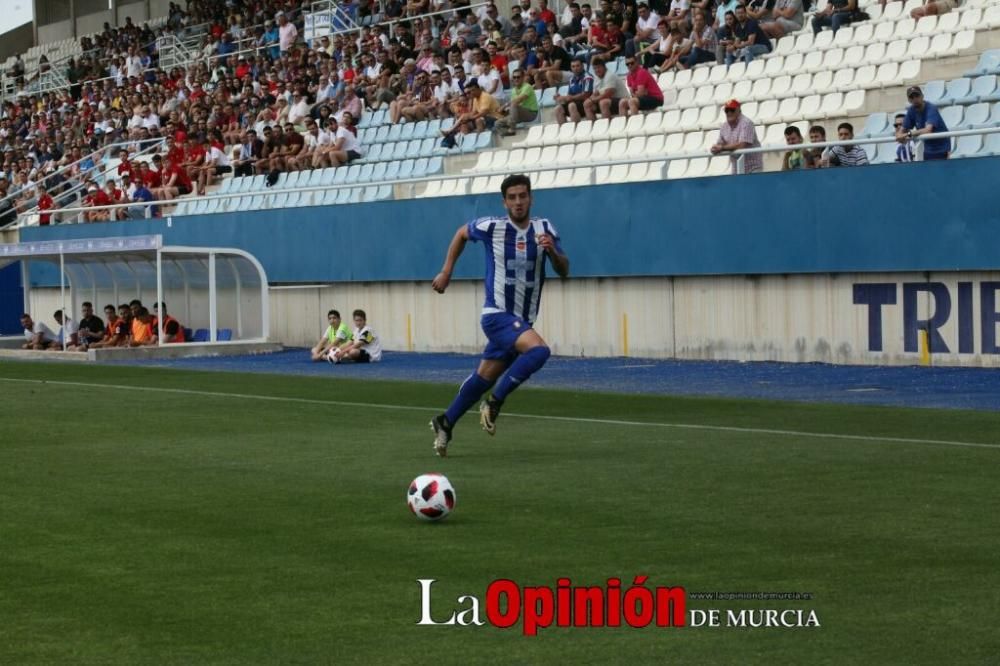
[10,126,997,227]
[4,138,166,229]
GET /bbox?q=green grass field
[1,360,998,664]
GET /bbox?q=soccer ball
[407,473,456,521]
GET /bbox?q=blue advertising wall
[0,263,22,333]
[19,157,1000,285]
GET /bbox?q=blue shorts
[481,312,531,363]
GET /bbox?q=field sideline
[1,360,998,664]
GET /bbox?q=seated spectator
[898,85,950,161]
[812,0,860,36]
[802,125,829,168]
[892,114,916,162]
[128,174,158,218]
[104,178,128,220]
[311,309,353,362]
[626,3,662,59]
[761,0,804,38]
[73,301,106,350]
[329,309,383,363]
[639,22,678,71]
[84,183,112,222]
[152,156,193,201]
[554,58,594,124]
[619,57,663,117]
[496,68,540,135]
[195,136,232,194]
[53,309,79,349]
[680,10,717,69]
[534,34,573,89]
[153,302,186,343]
[910,0,959,19]
[584,57,629,120]
[233,130,264,178]
[825,122,868,167]
[129,307,157,347]
[20,313,58,350]
[710,99,762,174]
[325,116,364,168]
[88,304,129,349]
[781,125,806,170]
[726,4,771,67]
[440,79,502,143]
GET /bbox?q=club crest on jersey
[516,241,527,251]
[514,321,522,329]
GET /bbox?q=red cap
[723,99,741,110]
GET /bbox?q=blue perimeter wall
[19,157,1000,285]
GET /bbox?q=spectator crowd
[0,0,964,225]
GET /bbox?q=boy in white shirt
[329,309,383,363]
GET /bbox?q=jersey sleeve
[541,219,565,255]
[466,218,493,243]
[336,324,352,342]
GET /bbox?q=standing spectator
[496,68,540,135]
[898,86,950,161]
[584,57,629,120]
[710,99,762,174]
[277,12,298,56]
[781,125,806,170]
[893,114,916,162]
[761,0,804,38]
[619,56,663,117]
[812,0,858,35]
[825,122,869,167]
[555,58,594,124]
[36,185,56,226]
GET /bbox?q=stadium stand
[2,0,1000,226]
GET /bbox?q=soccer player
[429,174,570,457]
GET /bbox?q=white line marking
[1,376,998,451]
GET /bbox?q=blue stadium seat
[217,178,235,194]
[412,120,429,139]
[921,80,946,106]
[343,164,362,185]
[370,162,387,181]
[859,112,889,137]
[418,137,436,157]
[183,327,193,341]
[384,161,400,180]
[374,125,390,143]
[305,169,324,187]
[399,122,416,141]
[951,134,983,159]
[440,117,455,134]
[390,141,408,161]
[367,142,385,162]
[357,163,374,183]
[939,78,971,106]
[358,128,374,144]
[191,328,210,342]
[404,139,422,160]
[411,158,429,178]
[962,102,992,129]
[217,329,233,341]
[204,198,222,214]
[329,168,347,187]
[386,123,403,142]
[321,167,339,185]
[965,49,1000,77]
[397,159,415,179]
[426,156,444,176]
[869,141,896,165]
[988,102,1000,127]
[982,132,1000,156]
[972,75,1000,103]
[940,105,964,129]
[426,119,442,137]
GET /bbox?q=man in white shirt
[330,309,383,363]
[20,313,58,350]
[277,12,298,54]
[627,3,661,58]
[297,119,333,170]
[323,115,364,168]
[288,92,311,126]
[195,137,232,195]
[54,310,79,349]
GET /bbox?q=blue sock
[492,346,551,403]
[444,373,493,426]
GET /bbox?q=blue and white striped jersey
[466,216,563,325]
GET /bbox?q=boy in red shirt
[36,185,55,226]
